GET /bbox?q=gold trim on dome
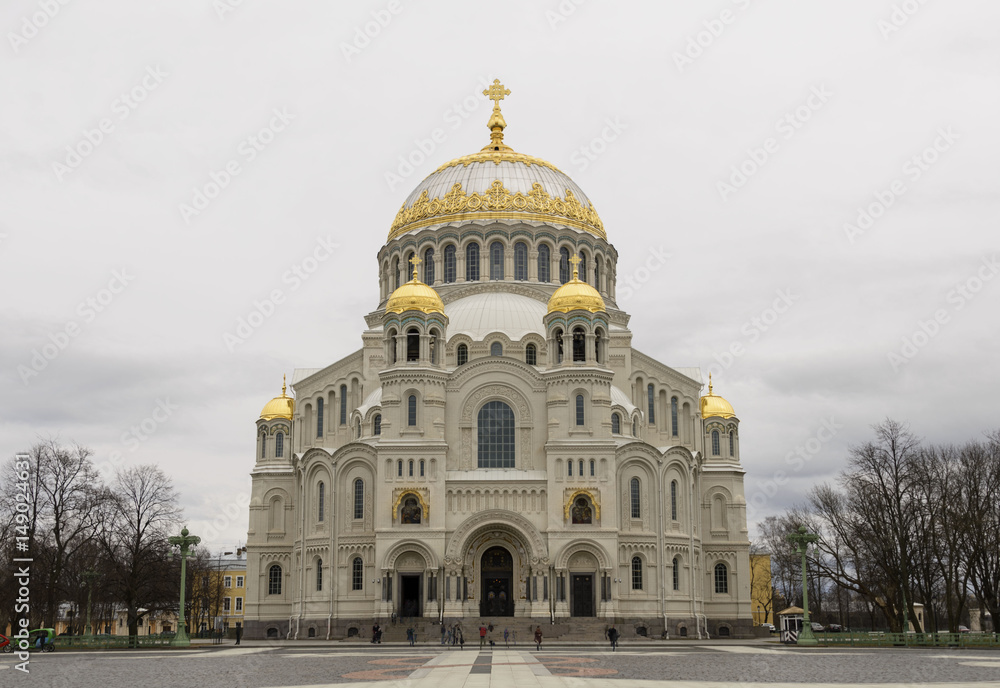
[564,488,600,521]
[432,150,566,175]
[391,488,429,520]
[388,180,606,241]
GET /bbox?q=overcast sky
[2,1,998,550]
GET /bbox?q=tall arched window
[559,247,570,283]
[318,482,325,522]
[714,563,728,594]
[630,477,641,519]
[490,342,502,356]
[444,245,456,283]
[514,242,528,280]
[405,251,414,278]
[537,244,551,282]
[567,460,573,476]
[729,430,735,456]
[575,394,585,426]
[554,328,564,363]
[578,459,584,476]
[631,556,643,590]
[275,431,283,458]
[387,328,398,364]
[419,459,425,477]
[423,247,435,284]
[611,413,621,434]
[397,459,402,477]
[477,400,515,468]
[466,242,480,281]
[670,480,678,521]
[352,557,363,590]
[353,478,364,519]
[632,418,637,436]
[268,565,282,595]
[316,558,323,591]
[373,414,381,436]
[489,241,504,280]
[572,328,585,362]
[356,419,361,438]
[340,385,347,425]
[594,259,601,290]
[316,398,324,437]
[589,459,595,476]
[579,252,587,284]
[672,557,680,591]
[406,328,420,361]
[525,343,537,366]
[711,430,720,456]
[407,395,417,426]
[594,330,603,364]
[392,256,400,290]
[260,432,266,459]
[671,397,678,437]
[647,384,655,424]
[457,344,468,366]
[408,459,414,477]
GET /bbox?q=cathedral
[244,81,752,640]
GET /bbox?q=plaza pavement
[3,639,1000,687]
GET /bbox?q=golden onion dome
[547,255,606,314]
[260,376,294,421]
[385,260,445,315]
[700,374,736,419]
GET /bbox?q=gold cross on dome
[569,254,582,279]
[483,79,510,105]
[409,255,422,280]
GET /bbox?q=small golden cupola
[547,254,606,314]
[700,374,736,419]
[385,258,445,315]
[260,375,294,420]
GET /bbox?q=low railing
[812,631,1000,648]
[53,634,175,649]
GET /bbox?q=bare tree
[963,431,1000,634]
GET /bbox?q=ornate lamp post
[787,525,819,646]
[167,526,200,647]
[81,569,99,638]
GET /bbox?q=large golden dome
[387,80,605,241]
[385,262,445,315]
[700,375,736,419]
[260,376,294,420]
[547,255,606,314]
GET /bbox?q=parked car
[958,625,971,633]
[825,624,843,632]
[760,623,775,633]
[811,622,825,632]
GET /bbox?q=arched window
[466,242,480,281]
[407,395,417,426]
[429,329,438,365]
[397,459,402,477]
[579,252,587,284]
[478,400,515,468]
[631,556,643,590]
[554,328,564,363]
[340,385,347,425]
[419,459,425,477]
[567,460,573,476]
[671,397,678,437]
[489,241,504,280]
[353,478,364,519]
[578,459,584,476]
[630,477,641,519]
[594,259,601,290]
[714,563,728,594]
[729,430,735,456]
[457,344,468,366]
[406,328,419,361]
[711,430,720,456]
[423,247,435,284]
[537,244,551,282]
[408,459,414,477]
[356,419,361,438]
[589,459,595,476]
[670,480,678,521]
[672,557,680,591]
[392,256,400,290]
[387,328,398,364]
[352,557,363,590]
[275,432,283,458]
[268,565,282,595]
[444,245,456,283]
[559,247,570,283]
[647,384,655,424]
[594,330,603,364]
[525,343,537,366]
[632,418,637,436]
[318,482,325,522]
[490,342,502,356]
[316,558,323,591]
[260,432,266,459]
[373,414,381,436]
[405,251,414,279]
[572,328,585,362]
[514,242,528,280]
[316,398,324,437]
[611,413,621,434]
[575,394,585,426]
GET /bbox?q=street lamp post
[168,526,201,647]
[788,525,819,646]
[81,569,99,639]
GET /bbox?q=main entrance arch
[480,546,513,616]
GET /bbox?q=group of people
[440,622,465,648]
[371,620,620,651]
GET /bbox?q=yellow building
[750,553,773,626]
[189,548,248,634]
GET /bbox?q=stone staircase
[348,616,665,644]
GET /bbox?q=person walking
[235,624,242,646]
[458,627,465,650]
[487,623,495,648]
[607,625,619,652]
[407,627,415,646]
[441,624,447,645]
[479,625,487,648]
[533,625,543,651]
[503,627,509,648]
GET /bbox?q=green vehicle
[27,629,56,652]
